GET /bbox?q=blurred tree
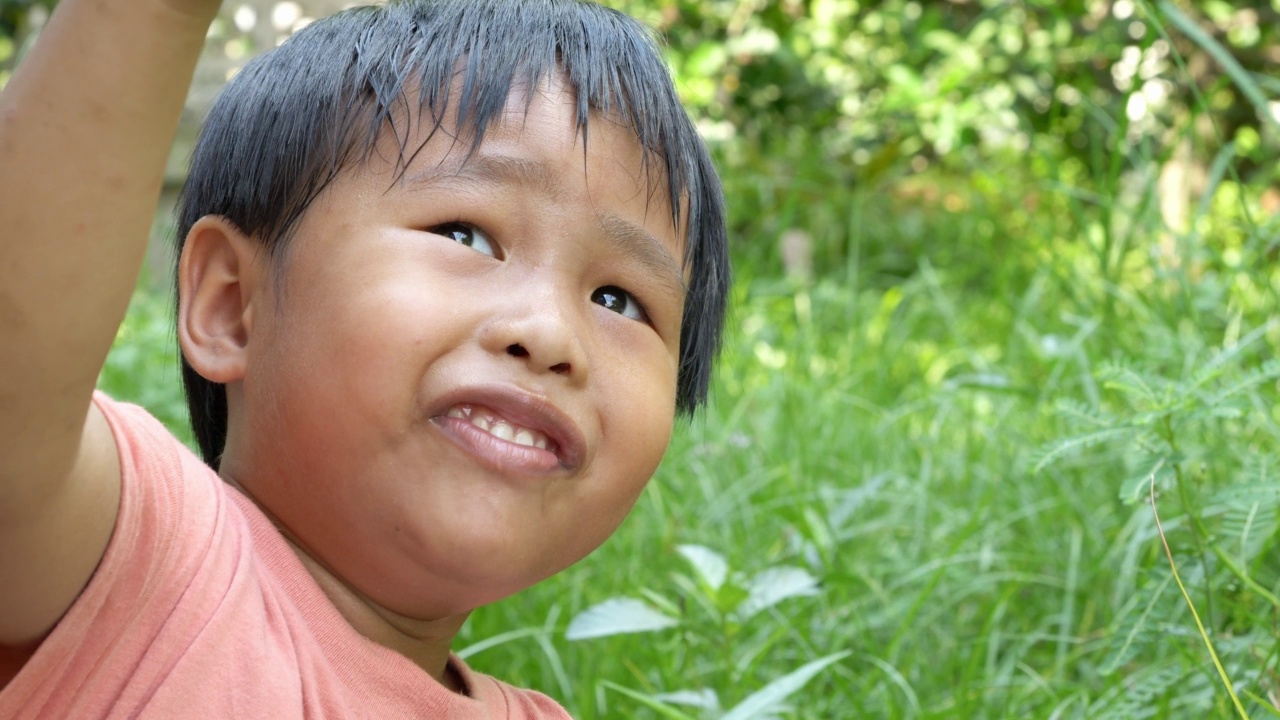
[593,0,1280,279]
[628,1,1275,177]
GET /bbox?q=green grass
[101,188,1280,717]
[98,87,1280,720]
[478,209,1278,717]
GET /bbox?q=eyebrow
[406,154,688,302]
[597,210,687,303]
[405,153,563,197]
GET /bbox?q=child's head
[172,0,728,617]
[176,0,728,466]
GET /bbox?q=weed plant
[98,16,1280,720]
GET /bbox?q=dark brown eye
[431,222,496,257]
[592,286,647,322]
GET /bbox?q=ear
[177,216,265,384]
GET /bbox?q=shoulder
[92,391,198,476]
[1,393,253,715]
[43,392,227,607]
[91,391,225,570]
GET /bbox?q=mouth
[446,403,554,451]
[429,389,585,474]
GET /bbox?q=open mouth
[430,389,584,475]
[445,403,554,452]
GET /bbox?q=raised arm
[0,0,219,646]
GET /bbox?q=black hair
[175,0,729,469]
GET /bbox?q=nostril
[506,343,569,374]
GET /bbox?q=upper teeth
[446,404,551,450]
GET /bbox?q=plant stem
[1150,464,1250,720]
[1164,416,1215,625]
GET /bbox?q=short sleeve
[0,393,229,718]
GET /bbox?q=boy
[0,0,728,716]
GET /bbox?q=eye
[430,222,496,257]
[592,286,649,323]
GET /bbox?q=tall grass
[98,24,1280,720]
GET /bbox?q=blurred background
[5,0,1280,716]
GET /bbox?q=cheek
[566,410,671,566]
[274,270,443,380]
[242,291,406,473]
[598,355,677,492]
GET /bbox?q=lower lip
[431,416,565,475]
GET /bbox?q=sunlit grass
[100,142,1280,720]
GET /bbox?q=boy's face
[224,77,686,620]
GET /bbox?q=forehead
[389,77,677,201]
[362,76,690,275]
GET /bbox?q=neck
[291,547,471,693]
[220,474,470,693]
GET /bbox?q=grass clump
[97,5,1280,717]
[100,158,1280,717]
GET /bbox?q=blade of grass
[598,681,699,720]
[1149,460,1250,720]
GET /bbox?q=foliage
[73,0,1280,716]
[563,544,829,716]
[98,286,193,449]
[597,0,1280,286]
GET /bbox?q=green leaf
[1242,690,1280,718]
[1220,501,1278,565]
[1120,460,1174,505]
[676,544,729,592]
[735,566,821,621]
[1212,359,1280,404]
[653,688,720,711]
[1212,485,1280,508]
[1100,572,1173,675]
[565,598,679,641]
[720,652,851,720]
[1032,426,1137,474]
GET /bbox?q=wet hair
[175,0,729,468]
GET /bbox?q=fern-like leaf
[1189,322,1274,391]
[1032,426,1137,473]
[1212,358,1280,405]
[1100,570,1175,675]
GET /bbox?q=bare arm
[0,0,219,644]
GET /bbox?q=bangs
[327,0,696,241]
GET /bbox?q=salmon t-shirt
[0,393,572,719]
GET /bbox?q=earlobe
[177,216,262,384]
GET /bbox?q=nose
[504,342,571,374]
[479,285,588,382]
